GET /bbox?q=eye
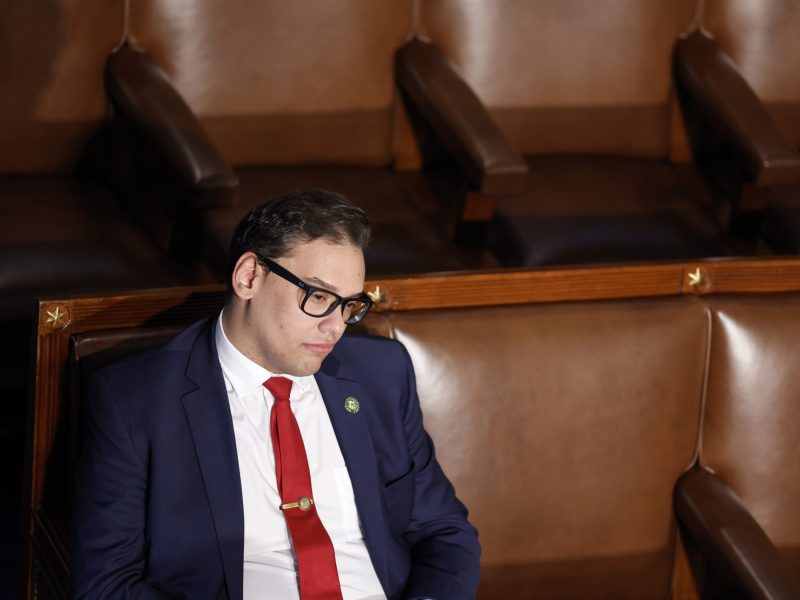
[310,292,329,304]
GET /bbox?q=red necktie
[264,377,343,600]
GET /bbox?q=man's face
[241,239,366,376]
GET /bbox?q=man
[71,189,480,599]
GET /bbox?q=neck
[221,301,262,368]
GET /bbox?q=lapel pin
[344,396,360,414]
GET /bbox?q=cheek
[275,322,298,348]
[273,309,315,344]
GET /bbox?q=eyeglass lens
[302,290,369,323]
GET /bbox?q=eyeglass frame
[256,255,373,324]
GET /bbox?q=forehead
[281,239,365,293]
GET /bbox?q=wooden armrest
[674,467,800,599]
[674,31,800,187]
[396,38,527,196]
[105,43,238,209]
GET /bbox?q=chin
[288,359,324,378]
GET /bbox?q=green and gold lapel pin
[344,396,360,414]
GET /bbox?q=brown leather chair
[103,1,475,280]
[0,1,187,321]
[397,0,738,266]
[675,295,800,599]
[678,0,800,253]
[0,5,184,415]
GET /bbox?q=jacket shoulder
[88,318,213,394]
[333,332,408,362]
[323,333,413,388]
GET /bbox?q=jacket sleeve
[71,370,172,599]
[397,343,481,600]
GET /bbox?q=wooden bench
[24,258,800,598]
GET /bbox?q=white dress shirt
[215,314,386,600]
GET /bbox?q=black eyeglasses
[258,256,373,324]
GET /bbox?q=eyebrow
[305,276,340,293]
[305,276,363,298]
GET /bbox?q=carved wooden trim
[365,258,800,312]
[679,258,800,294]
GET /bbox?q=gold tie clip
[280,496,314,511]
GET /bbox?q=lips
[303,342,335,354]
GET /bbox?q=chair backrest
[416,0,697,158]
[702,295,800,574]
[0,0,123,173]
[703,0,800,148]
[390,298,707,598]
[129,0,413,167]
[26,290,224,600]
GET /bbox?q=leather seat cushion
[0,176,180,316]
[488,156,736,266]
[204,166,467,277]
[478,552,674,600]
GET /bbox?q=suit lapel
[181,320,244,600]
[315,365,390,591]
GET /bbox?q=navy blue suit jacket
[71,318,480,599]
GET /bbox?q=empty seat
[398,0,738,266]
[0,177,179,317]
[103,1,475,279]
[0,0,185,320]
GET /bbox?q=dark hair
[226,188,371,280]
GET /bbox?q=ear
[230,252,263,300]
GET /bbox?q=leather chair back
[0,0,123,172]
[703,295,800,575]
[389,298,707,598]
[44,325,190,526]
[130,0,413,166]
[703,0,800,147]
[417,0,697,158]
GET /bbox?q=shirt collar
[215,310,314,399]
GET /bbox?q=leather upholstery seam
[693,299,714,470]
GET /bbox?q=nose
[319,307,346,338]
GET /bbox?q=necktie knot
[264,376,293,403]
